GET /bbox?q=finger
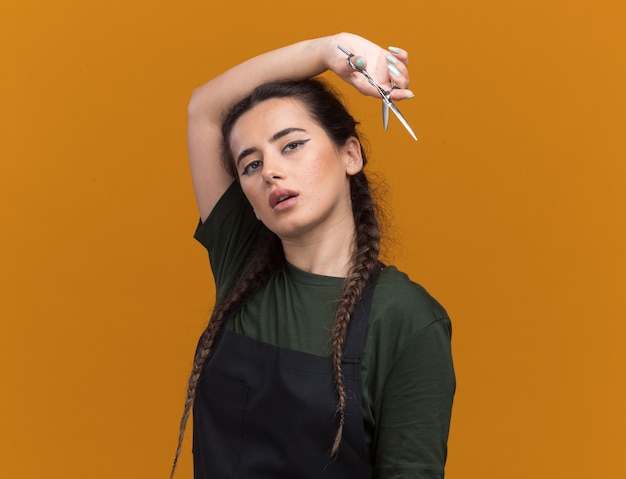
[351,56,367,70]
[387,46,409,66]
[386,61,410,90]
[389,88,414,101]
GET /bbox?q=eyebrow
[235,127,307,167]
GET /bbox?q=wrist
[322,32,352,74]
[303,35,335,74]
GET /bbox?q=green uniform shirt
[194,182,455,478]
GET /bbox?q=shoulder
[191,181,265,296]
[194,181,250,248]
[371,265,449,335]
[362,265,455,460]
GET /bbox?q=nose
[261,153,285,183]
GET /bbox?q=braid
[330,170,381,456]
[176,78,383,470]
[170,231,283,478]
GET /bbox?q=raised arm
[187,32,413,221]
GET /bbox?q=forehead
[229,98,319,145]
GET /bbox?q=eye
[282,140,309,154]
[242,160,262,176]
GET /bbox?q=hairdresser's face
[229,98,363,241]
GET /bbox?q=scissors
[337,45,418,141]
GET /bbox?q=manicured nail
[406,93,415,99]
[388,46,402,54]
[387,64,400,76]
[385,54,398,64]
[354,57,365,69]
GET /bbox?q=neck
[281,216,356,278]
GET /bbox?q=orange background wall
[2,1,625,477]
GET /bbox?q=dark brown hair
[171,79,381,478]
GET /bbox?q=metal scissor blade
[382,100,389,131]
[336,44,417,141]
[389,102,418,141]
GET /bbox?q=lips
[269,188,299,210]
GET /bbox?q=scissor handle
[337,45,357,67]
[337,45,418,141]
[337,45,390,100]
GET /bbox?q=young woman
[172,32,455,479]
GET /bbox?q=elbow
[187,86,205,118]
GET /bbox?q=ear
[342,136,364,176]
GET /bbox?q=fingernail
[385,54,398,65]
[388,46,401,54]
[387,64,400,76]
[354,57,365,68]
[406,93,415,99]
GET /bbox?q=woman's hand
[325,32,414,102]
